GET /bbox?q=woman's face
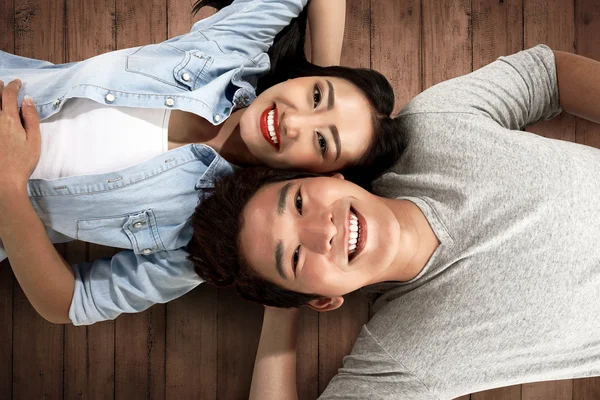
[239,76,375,172]
[238,176,402,299]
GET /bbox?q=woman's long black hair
[192,0,406,186]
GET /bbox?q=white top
[32,99,170,180]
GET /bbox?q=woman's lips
[260,104,280,150]
[352,207,367,260]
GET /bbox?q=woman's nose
[299,212,337,254]
[281,110,313,140]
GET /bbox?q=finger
[21,96,41,142]
[2,79,22,115]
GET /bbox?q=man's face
[238,76,375,172]
[238,176,402,306]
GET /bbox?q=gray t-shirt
[319,45,600,399]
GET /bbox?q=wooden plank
[317,0,371,394]
[64,244,116,400]
[217,288,264,399]
[574,377,600,400]
[523,0,576,141]
[472,385,522,400]
[0,2,15,397]
[62,2,117,398]
[574,0,600,150]
[112,2,168,399]
[318,291,369,394]
[0,265,13,400]
[166,285,217,400]
[12,2,65,399]
[116,0,167,49]
[115,309,166,400]
[297,307,319,400]
[13,284,64,400]
[371,0,421,113]
[472,0,523,69]
[572,6,600,399]
[522,380,572,400]
[167,0,214,38]
[422,0,472,88]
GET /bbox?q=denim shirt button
[165,97,175,107]
[105,93,115,103]
[182,73,191,82]
[213,113,221,122]
[142,248,152,255]
[133,222,144,229]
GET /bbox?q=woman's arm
[306,0,346,66]
[249,307,301,400]
[554,50,600,124]
[0,80,73,324]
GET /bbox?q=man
[188,45,600,399]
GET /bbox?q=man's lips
[260,104,280,150]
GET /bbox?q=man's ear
[332,173,345,180]
[305,296,344,312]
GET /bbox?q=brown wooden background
[1,0,600,399]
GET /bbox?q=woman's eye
[313,84,322,108]
[295,190,303,215]
[292,246,300,270]
[317,132,328,156]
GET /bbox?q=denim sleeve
[189,0,309,59]
[69,248,202,326]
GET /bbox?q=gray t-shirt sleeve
[318,326,439,400]
[400,45,561,130]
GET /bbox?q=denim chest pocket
[77,210,165,255]
[126,44,212,90]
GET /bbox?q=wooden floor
[1,0,600,399]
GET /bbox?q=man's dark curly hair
[187,167,326,308]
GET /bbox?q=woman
[0,0,405,326]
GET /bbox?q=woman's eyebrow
[325,80,341,161]
[326,80,335,110]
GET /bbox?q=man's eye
[313,84,322,108]
[295,189,303,215]
[317,132,327,156]
[292,246,300,270]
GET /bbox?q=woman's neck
[168,109,259,166]
[375,198,440,283]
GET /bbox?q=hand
[0,80,41,194]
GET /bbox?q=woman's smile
[260,104,280,150]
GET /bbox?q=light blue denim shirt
[0,0,308,325]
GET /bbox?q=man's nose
[298,212,337,254]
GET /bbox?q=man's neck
[375,197,440,283]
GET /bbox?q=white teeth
[348,211,361,256]
[266,110,278,145]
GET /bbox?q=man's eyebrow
[275,241,286,279]
[326,80,335,111]
[277,182,292,216]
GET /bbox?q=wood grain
[166,285,217,400]
[472,0,523,68]
[216,288,264,399]
[371,0,422,112]
[422,0,472,88]
[524,0,576,141]
[522,380,572,400]
[0,2,15,397]
[472,385,522,400]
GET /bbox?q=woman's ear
[332,173,345,180]
[305,296,344,312]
